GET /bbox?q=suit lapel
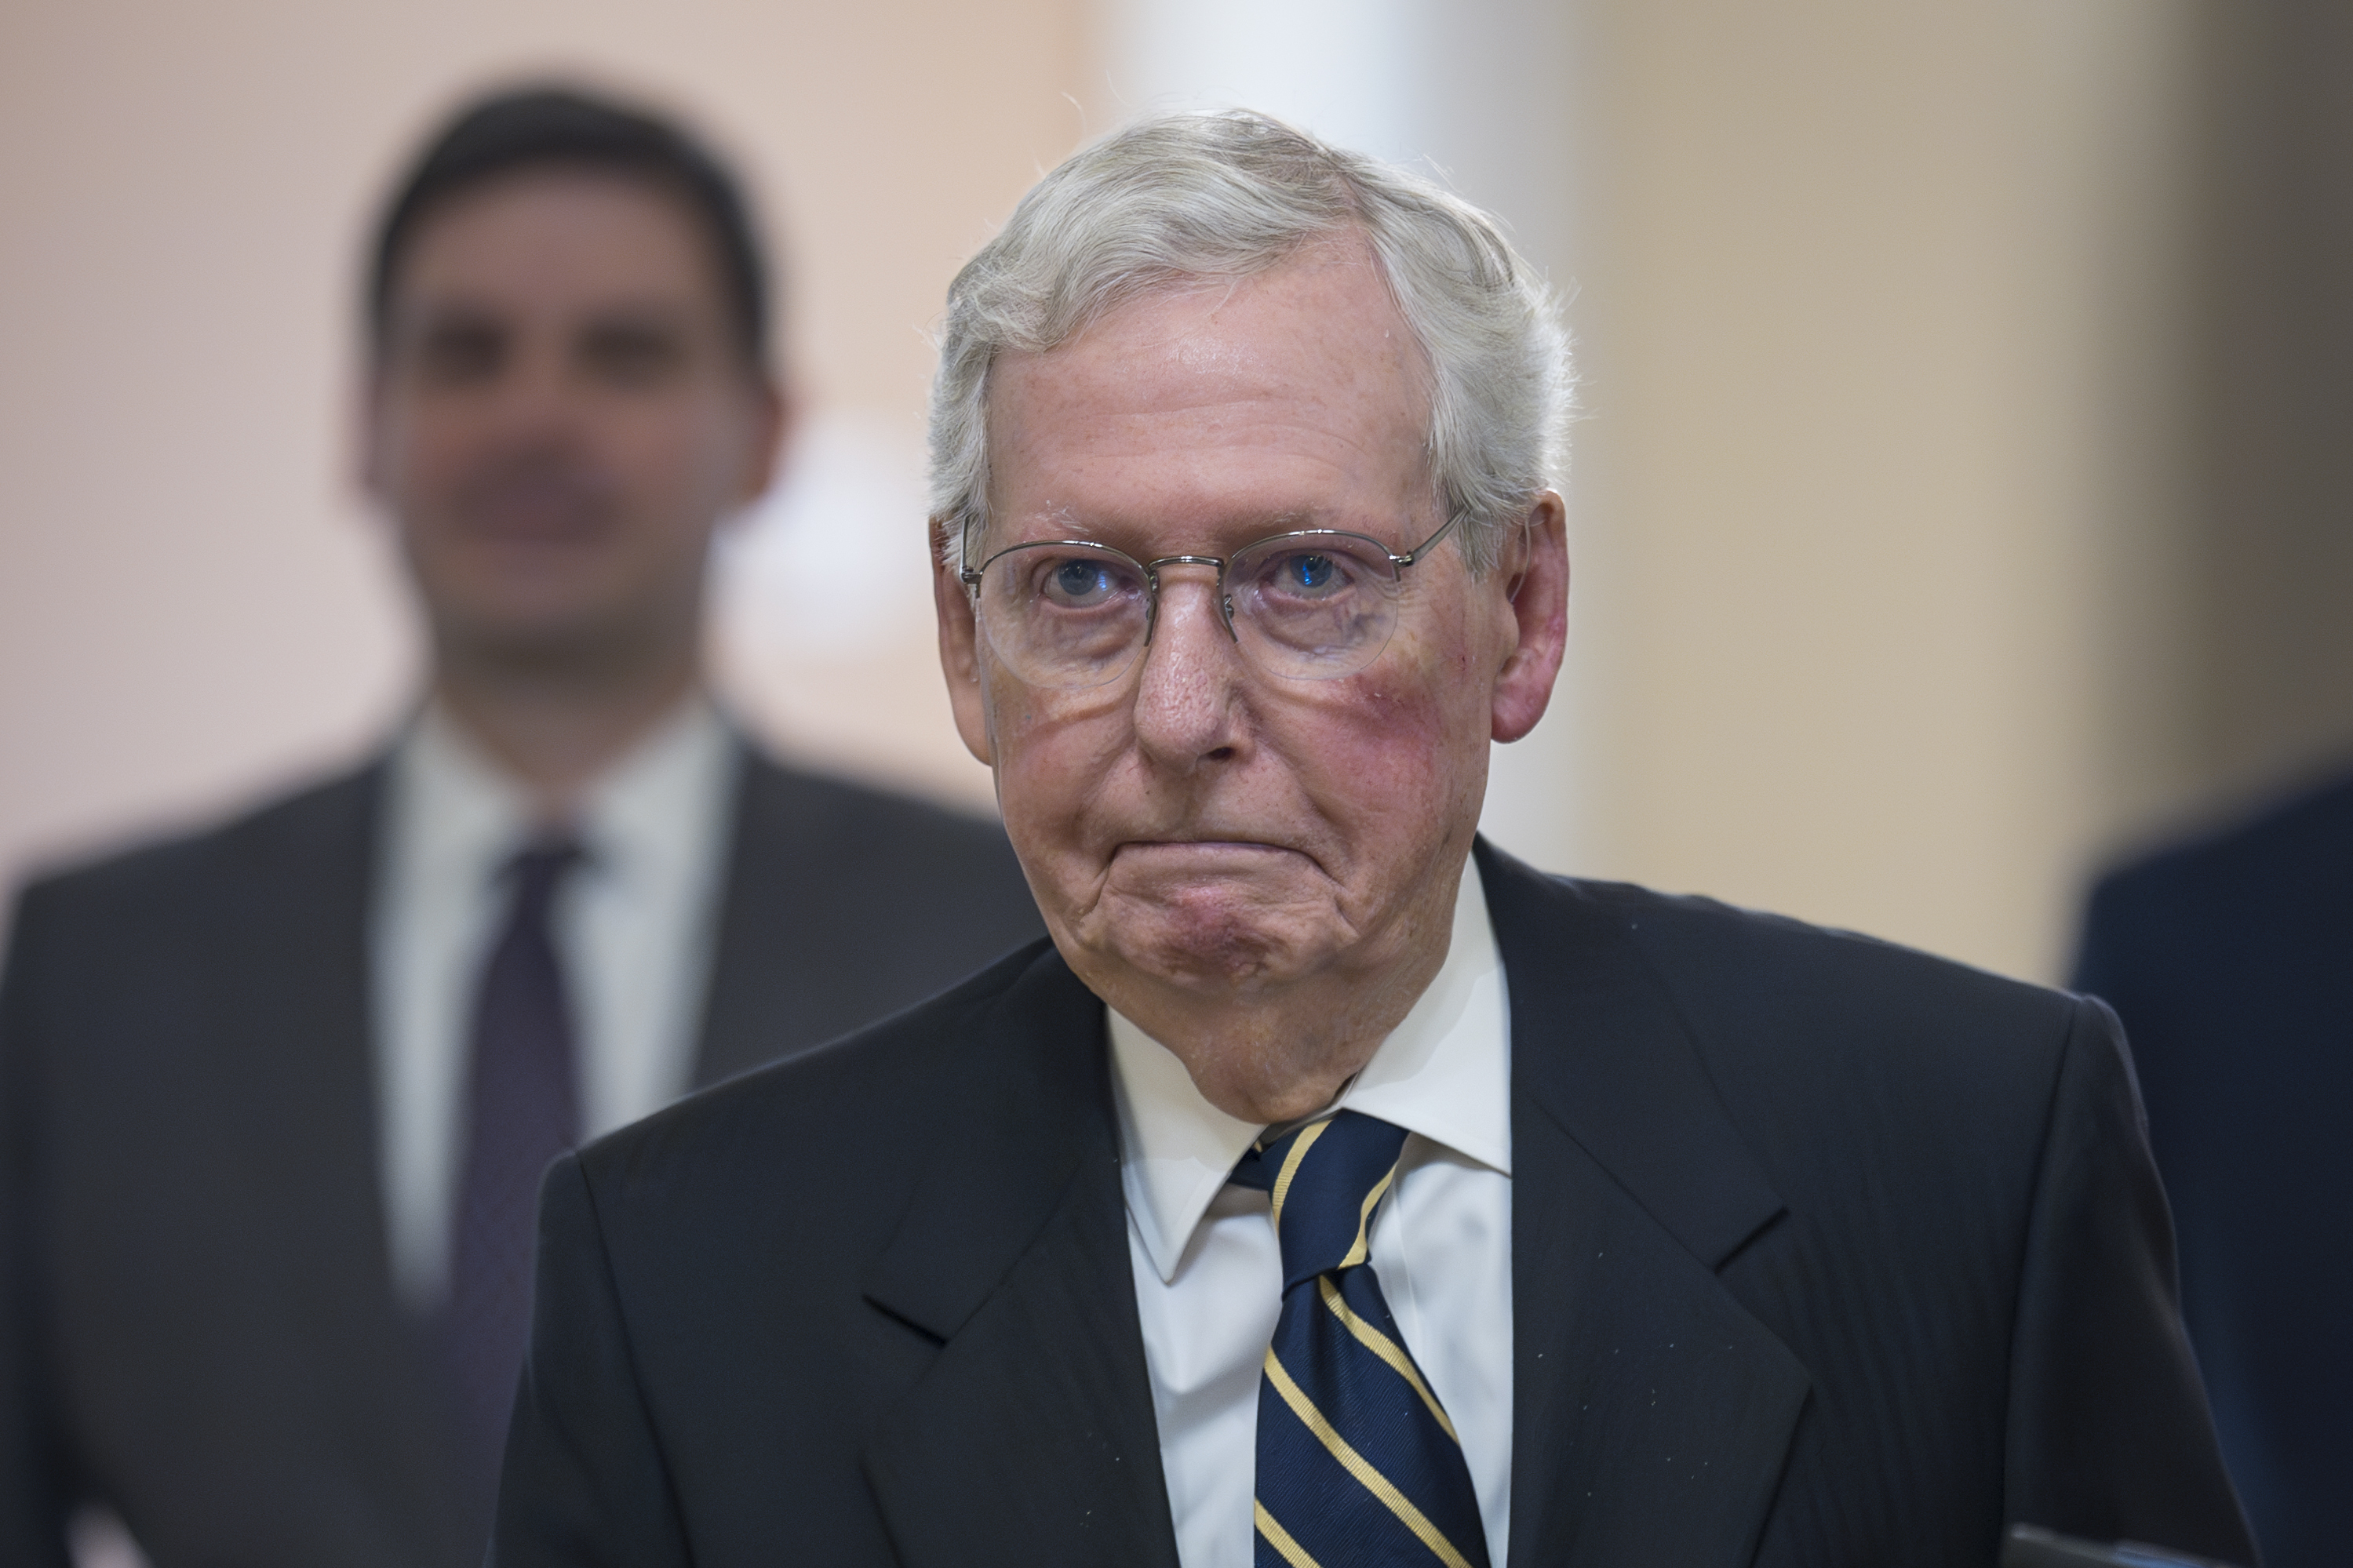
[691,747,904,1083]
[858,951,1179,1568]
[1478,842,1810,1568]
[843,842,1808,1567]
[691,745,792,1086]
[215,763,477,1560]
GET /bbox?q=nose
[1131,567,1247,768]
[479,337,590,451]
[507,351,573,425]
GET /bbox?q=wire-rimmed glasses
[960,514,1463,689]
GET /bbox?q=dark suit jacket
[2074,771,2353,1568]
[0,744,1044,1568]
[490,841,2253,1568]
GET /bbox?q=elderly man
[490,113,2253,1568]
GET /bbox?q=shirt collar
[391,696,734,890]
[391,705,530,898]
[1108,852,1512,1283]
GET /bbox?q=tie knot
[1233,1109,1408,1288]
[501,835,583,907]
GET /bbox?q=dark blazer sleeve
[2003,995,2251,1563]
[0,886,75,1568]
[491,1153,690,1568]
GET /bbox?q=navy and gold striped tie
[1231,1110,1491,1568]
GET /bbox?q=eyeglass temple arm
[1393,511,1466,566]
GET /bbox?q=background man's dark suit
[491,843,2252,1568]
[0,744,1043,1568]
[2074,769,2353,1568]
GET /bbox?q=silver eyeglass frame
[958,511,1464,682]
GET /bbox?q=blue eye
[1035,554,1136,609]
[1288,553,1339,590]
[1261,551,1353,598]
[1051,559,1108,600]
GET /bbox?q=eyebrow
[1007,508,1339,550]
[573,299,698,332]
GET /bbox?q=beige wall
[1564,0,2202,980]
[0,0,1088,904]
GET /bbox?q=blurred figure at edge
[2075,767,2353,1568]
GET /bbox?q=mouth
[457,471,616,543]
[1111,839,1309,869]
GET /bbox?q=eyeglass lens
[972,533,1408,689]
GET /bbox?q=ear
[1489,491,1569,744]
[735,377,794,504]
[931,518,995,766]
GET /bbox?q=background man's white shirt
[1110,855,1514,1568]
[372,699,734,1309]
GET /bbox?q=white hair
[927,109,1572,574]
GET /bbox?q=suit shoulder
[577,937,1058,1185]
[1586,875,2064,1013]
[1503,872,2096,1199]
[728,751,1037,946]
[1536,875,2083,1093]
[740,753,1007,849]
[8,764,378,940]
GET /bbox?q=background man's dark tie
[437,835,584,1509]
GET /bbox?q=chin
[1091,895,1339,994]
[448,594,646,659]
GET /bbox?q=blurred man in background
[2075,769,2353,1568]
[0,85,1042,1567]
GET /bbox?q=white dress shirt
[371,699,735,1310]
[1109,854,1514,1568]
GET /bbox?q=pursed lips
[1109,839,1312,868]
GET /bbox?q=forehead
[389,169,724,318]
[985,242,1433,540]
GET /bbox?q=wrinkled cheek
[983,679,1126,882]
[984,694,1054,852]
